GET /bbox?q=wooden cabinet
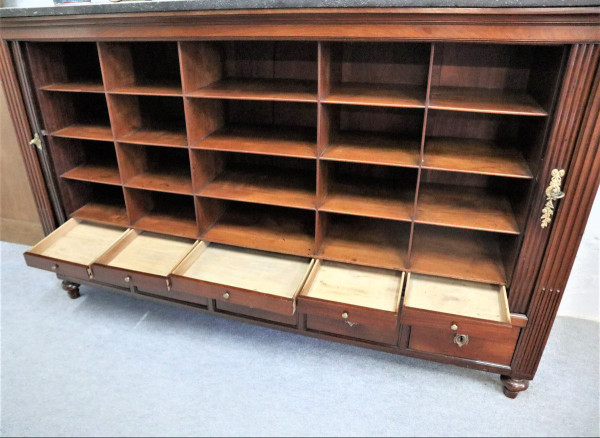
[2,6,599,399]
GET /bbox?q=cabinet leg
[501,375,529,399]
[61,280,81,299]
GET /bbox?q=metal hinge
[166,278,172,291]
[29,133,42,151]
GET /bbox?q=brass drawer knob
[450,323,458,331]
[223,292,230,300]
[124,275,131,283]
[341,312,349,319]
[51,264,58,271]
[453,334,469,348]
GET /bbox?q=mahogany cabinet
[1,6,599,399]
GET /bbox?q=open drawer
[401,273,520,365]
[170,243,314,315]
[24,219,128,280]
[297,260,404,334]
[91,230,196,294]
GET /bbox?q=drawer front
[162,289,210,307]
[216,301,298,326]
[24,253,89,280]
[306,314,399,345]
[297,297,398,331]
[92,264,169,294]
[171,276,296,315]
[401,307,514,341]
[409,325,520,366]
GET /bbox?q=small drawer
[216,301,298,326]
[92,230,196,294]
[306,314,399,345]
[297,260,404,331]
[24,218,128,280]
[171,243,314,315]
[409,325,520,365]
[401,273,513,341]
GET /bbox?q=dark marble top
[1,0,599,19]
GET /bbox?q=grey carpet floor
[1,241,599,437]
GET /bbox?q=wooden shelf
[320,215,408,270]
[203,205,315,257]
[40,81,105,93]
[416,184,520,234]
[61,164,121,186]
[133,213,198,239]
[71,201,129,227]
[194,125,316,159]
[321,181,414,221]
[126,171,193,195]
[118,128,188,148]
[108,81,182,96]
[322,132,420,167]
[429,87,547,116]
[423,137,533,179]
[323,83,426,108]
[199,169,315,210]
[187,78,318,102]
[410,225,507,285]
[52,124,113,142]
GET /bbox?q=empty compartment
[171,242,314,315]
[199,199,316,257]
[42,92,112,141]
[321,105,421,167]
[424,111,548,178]
[26,42,104,93]
[193,151,316,209]
[322,42,430,107]
[48,138,120,186]
[319,213,410,270]
[410,223,520,285]
[125,188,197,238]
[298,260,404,335]
[187,99,317,158]
[92,230,195,293]
[108,95,187,147]
[416,170,528,234]
[118,144,192,194]
[180,41,317,101]
[429,43,564,116]
[320,161,416,221]
[99,42,182,95]
[60,180,128,226]
[24,219,127,279]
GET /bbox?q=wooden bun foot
[501,375,529,399]
[61,280,81,299]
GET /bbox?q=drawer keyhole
[453,334,469,348]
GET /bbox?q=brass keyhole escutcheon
[223,292,230,300]
[454,334,469,348]
[124,275,131,283]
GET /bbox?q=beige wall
[0,84,44,245]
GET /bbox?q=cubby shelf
[322,133,420,167]
[188,78,318,103]
[194,125,316,159]
[323,83,426,108]
[410,225,507,285]
[125,172,193,195]
[52,125,113,142]
[199,170,316,210]
[202,203,315,257]
[429,87,547,117]
[61,164,121,186]
[40,82,105,93]
[118,129,188,148]
[108,82,182,97]
[415,184,520,234]
[422,137,533,179]
[72,202,129,227]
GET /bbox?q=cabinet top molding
[1,6,599,43]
